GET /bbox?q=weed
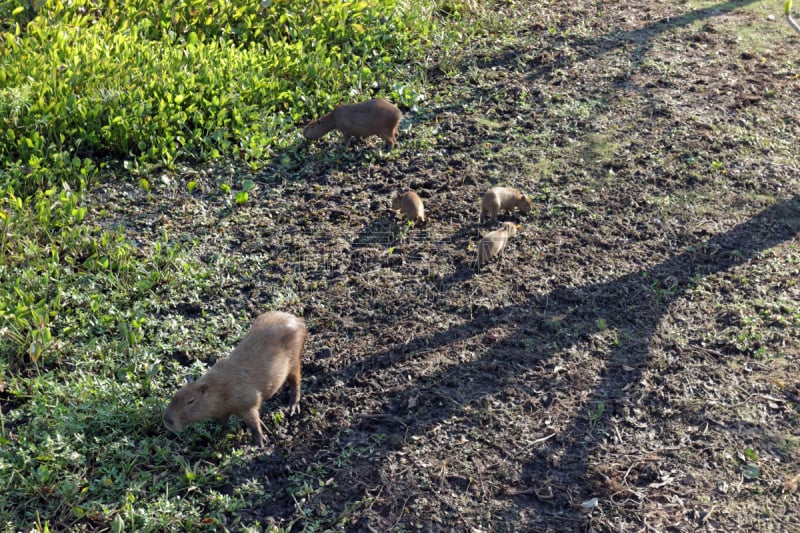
[590,401,606,425]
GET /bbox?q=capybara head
[162,376,215,434]
[302,118,330,140]
[500,222,518,236]
[391,194,402,211]
[518,196,533,214]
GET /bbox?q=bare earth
[94,1,800,531]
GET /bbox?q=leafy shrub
[0,0,430,195]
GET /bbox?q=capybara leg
[382,132,396,151]
[478,242,490,268]
[286,363,301,416]
[241,407,265,447]
[215,416,231,430]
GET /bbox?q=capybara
[391,190,425,223]
[163,311,306,446]
[480,187,533,223]
[303,98,403,150]
[477,222,518,268]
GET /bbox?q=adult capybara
[477,222,518,268]
[480,187,533,223]
[303,98,403,150]
[391,190,425,223]
[163,311,306,447]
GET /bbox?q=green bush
[0,0,430,195]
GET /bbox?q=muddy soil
[94,1,800,530]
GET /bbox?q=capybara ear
[199,384,209,395]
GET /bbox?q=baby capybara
[163,311,306,447]
[477,222,518,268]
[391,190,425,223]
[480,187,532,223]
[303,98,403,150]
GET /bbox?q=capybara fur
[163,311,306,446]
[391,190,425,223]
[303,98,403,150]
[480,187,533,223]
[477,222,518,268]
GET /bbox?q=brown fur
[391,191,425,223]
[477,222,518,268]
[480,187,533,223]
[303,98,403,150]
[163,311,307,446]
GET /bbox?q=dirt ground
[94,1,800,530]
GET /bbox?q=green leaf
[187,181,197,193]
[744,448,758,462]
[235,191,249,204]
[12,6,24,15]
[742,464,760,480]
[241,179,255,192]
[111,515,125,533]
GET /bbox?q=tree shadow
[320,194,800,528]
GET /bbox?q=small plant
[235,179,255,206]
[138,178,151,201]
[744,448,759,462]
[394,219,414,244]
[650,277,678,304]
[590,401,605,424]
